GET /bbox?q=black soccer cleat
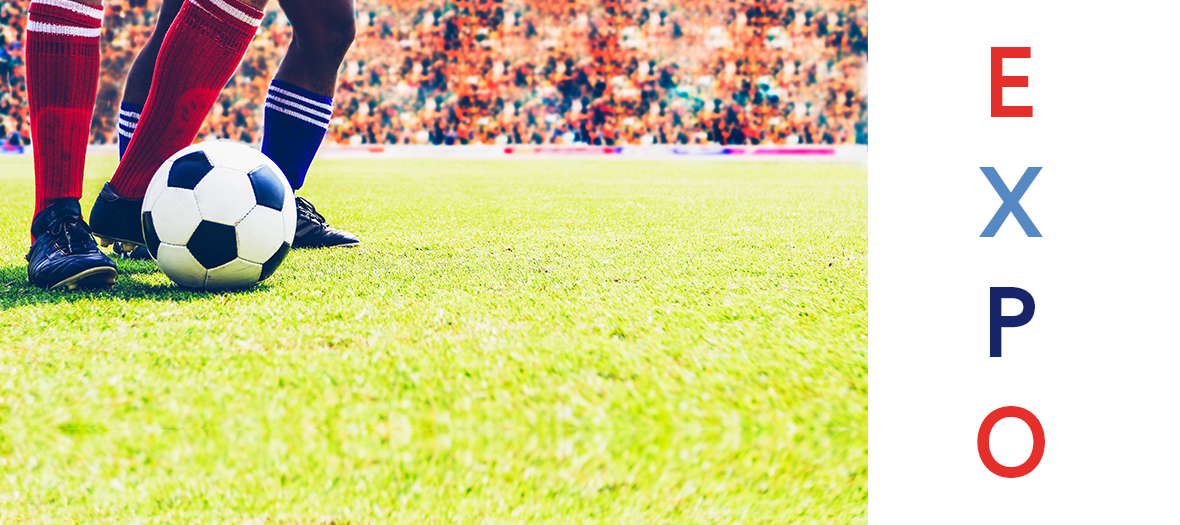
[90,182,145,251]
[292,196,360,249]
[26,198,118,290]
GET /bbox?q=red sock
[109,0,262,199]
[25,0,104,217]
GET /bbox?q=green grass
[0,156,866,524]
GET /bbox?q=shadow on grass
[113,257,160,275]
[0,264,272,309]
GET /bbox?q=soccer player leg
[114,0,183,159]
[90,0,269,249]
[24,0,118,290]
[267,0,360,249]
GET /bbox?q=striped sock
[109,0,262,199]
[261,79,332,190]
[25,0,103,219]
[116,101,142,159]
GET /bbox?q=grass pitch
[0,156,866,524]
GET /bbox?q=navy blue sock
[261,79,332,191]
[117,101,142,159]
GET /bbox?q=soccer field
[0,156,866,523]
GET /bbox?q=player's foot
[111,242,154,261]
[89,182,145,253]
[292,196,360,249]
[26,198,118,290]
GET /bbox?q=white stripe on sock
[117,127,133,138]
[269,85,333,112]
[119,109,141,119]
[206,0,262,26]
[26,20,101,37]
[265,102,331,129]
[30,0,104,20]
[266,95,332,121]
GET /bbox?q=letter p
[990,287,1035,357]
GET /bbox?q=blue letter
[981,167,1041,237]
[990,287,1035,357]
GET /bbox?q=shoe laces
[46,214,96,254]
[296,196,328,226]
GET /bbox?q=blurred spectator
[0,0,868,146]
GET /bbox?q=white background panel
[871,0,1180,522]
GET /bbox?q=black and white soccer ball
[140,141,296,290]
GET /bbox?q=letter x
[980,167,1041,237]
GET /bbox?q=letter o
[977,406,1045,478]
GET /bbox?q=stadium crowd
[0,0,867,147]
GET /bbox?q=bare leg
[120,0,183,107]
[273,0,356,97]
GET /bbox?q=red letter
[991,47,1032,117]
[977,406,1045,478]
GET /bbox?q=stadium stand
[0,0,867,146]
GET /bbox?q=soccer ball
[140,141,296,290]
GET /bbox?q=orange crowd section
[0,0,867,147]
